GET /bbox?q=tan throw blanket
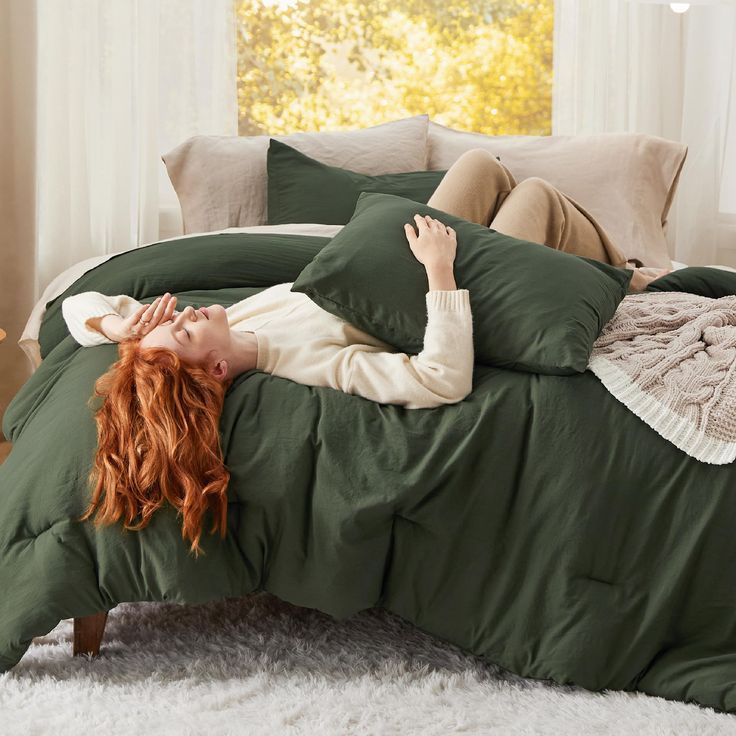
[588,291,736,464]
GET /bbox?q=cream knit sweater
[61,282,474,409]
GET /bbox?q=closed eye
[163,318,189,338]
[170,324,190,344]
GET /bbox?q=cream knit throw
[588,291,736,464]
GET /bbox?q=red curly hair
[78,335,234,557]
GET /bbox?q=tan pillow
[163,114,430,235]
[428,121,688,268]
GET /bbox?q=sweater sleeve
[61,291,145,346]
[338,289,474,409]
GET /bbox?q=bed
[3,119,736,715]
[1,220,736,715]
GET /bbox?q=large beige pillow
[163,114,430,235]
[427,121,688,268]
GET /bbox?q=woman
[66,149,666,557]
[67,212,472,557]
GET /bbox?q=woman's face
[139,304,231,368]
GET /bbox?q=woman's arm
[337,213,473,409]
[83,314,125,342]
[338,286,474,408]
[426,261,457,291]
[62,292,145,346]
[62,292,177,345]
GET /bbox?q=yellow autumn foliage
[236,0,553,136]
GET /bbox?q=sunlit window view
[235,0,554,137]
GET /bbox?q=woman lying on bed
[61,148,669,557]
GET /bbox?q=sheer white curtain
[35,0,238,303]
[0,0,236,436]
[553,0,736,266]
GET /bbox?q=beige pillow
[163,114,430,235]
[428,121,688,268]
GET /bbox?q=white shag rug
[1,592,736,736]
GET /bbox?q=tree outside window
[235,0,553,137]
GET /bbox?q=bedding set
[5,114,736,714]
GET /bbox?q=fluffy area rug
[1,593,736,735]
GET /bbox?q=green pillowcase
[646,266,736,298]
[291,192,632,375]
[267,138,447,225]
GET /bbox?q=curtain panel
[35,0,237,301]
[0,0,237,435]
[553,0,736,266]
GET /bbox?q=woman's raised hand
[404,214,457,270]
[110,293,179,341]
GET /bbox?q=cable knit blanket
[588,291,736,464]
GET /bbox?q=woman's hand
[628,266,671,293]
[404,214,459,290]
[102,293,178,341]
[404,214,457,270]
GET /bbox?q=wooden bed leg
[73,611,108,657]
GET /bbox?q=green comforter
[2,233,736,714]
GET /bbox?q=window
[235,0,554,136]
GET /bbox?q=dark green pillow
[267,138,447,225]
[291,192,632,375]
[646,266,736,298]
